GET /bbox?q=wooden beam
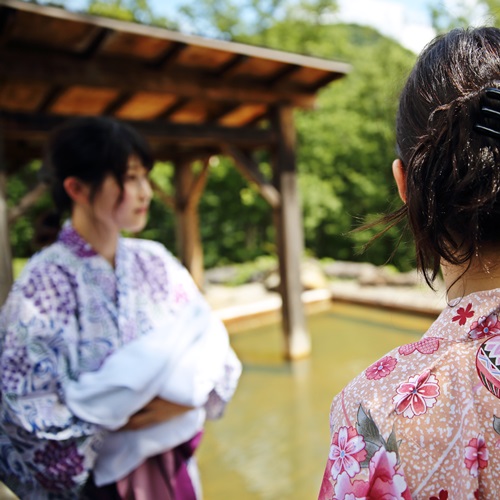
[0,5,16,46]
[1,111,277,148]
[0,47,317,108]
[5,140,44,166]
[267,64,301,86]
[152,145,220,163]
[308,72,345,91]
[174,160,205,289]
[102,91,134,116]
[0,126,13,306]
[214,54,248,77]
[8,181,47,224]
[271,105,310,360]
[207,103,240,123]
[185,158,209,212]
[156,97,189,120]
[149,178,174,210]
[37,85,66,113]
[222,144,281,209]
[151,41,187,68]
[80,27,113,58]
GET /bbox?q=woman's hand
[121,398,194,431]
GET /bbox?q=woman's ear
[392,159,407,203]
[63,177,91,206]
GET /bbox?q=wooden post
[0,130,13,306]
[271,105,310,359]
[173,159,209,290]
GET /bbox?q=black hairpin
[474,87,500,139]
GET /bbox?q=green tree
[481,0,500,25]
[176,0,288,39]
[87,0,176,27]
[430,0,493,33]
[290,24,415,268]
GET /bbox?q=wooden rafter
[103,92,134,116]
[0,47,317,108]
[0,5,15,45]
[36,85,66,113]
[1,112,278,147]
[151,41,187,68]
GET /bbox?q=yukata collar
[58,220,98,258]
[425,287,500,343]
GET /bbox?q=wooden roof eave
[0,0,352,77]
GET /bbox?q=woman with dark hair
[0,116,241,499]
[319,28,500,499]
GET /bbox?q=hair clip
[474,87,500,139]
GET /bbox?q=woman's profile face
[90,155,153,234]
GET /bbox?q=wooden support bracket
[222,144,281,209]
[7,181,47,224]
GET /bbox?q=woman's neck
[71,209,119,267]
[442,252,500,300]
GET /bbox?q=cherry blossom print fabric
[0,223,240,498]
[319,289,500,500]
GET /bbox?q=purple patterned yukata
[0,223,240,498]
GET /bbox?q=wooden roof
[0,0,351,163]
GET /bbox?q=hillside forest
[8,0,498,271]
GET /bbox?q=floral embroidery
[173,284,189,304]
[468,313,500,340]
[131,250,170,302]
[452,303,474,326]
[464,435,489,477]
[21,264,77,325]
[393,369,440,418]
[1,347,30,394]
[365,356,397,380]
[430,490,448,500]
[333,448,409,500]
[33,441,85,491]
[329,426,367,479]
[398,337,439,356]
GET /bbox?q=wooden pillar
[0,131,13,306]
[271,105,310,359]
[173,159,208,289]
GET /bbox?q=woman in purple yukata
[319,28,500,499]
[0,116,241,499]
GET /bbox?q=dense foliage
[9,0,419,269]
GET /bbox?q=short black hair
[45,116,154,214]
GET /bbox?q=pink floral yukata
[319,290,500,499]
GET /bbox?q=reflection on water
[198,302,435,499]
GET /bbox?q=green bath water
[197,302,435,500]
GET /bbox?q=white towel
[64,297,231,485]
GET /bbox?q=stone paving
[204,279,447,322]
